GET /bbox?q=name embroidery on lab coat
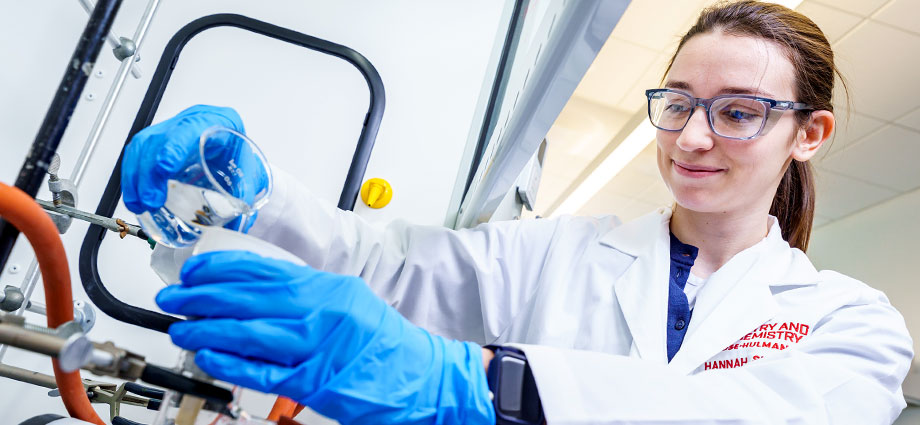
[704,321,810,371]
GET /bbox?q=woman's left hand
[156,250,495,425]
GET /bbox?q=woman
[125,1,913,424]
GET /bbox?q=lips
[672,160,724,178]
[673,161,722,172]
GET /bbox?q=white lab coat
[250,170,913,424]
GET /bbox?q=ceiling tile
[610,200,661,223]
[541,147,585,182]
[811,0,889,17]
[872,0,920,35]
[812,214,832,229]
[610,0,704,52]
[600,168,657,198]
[579,188,658,223]
[630,141,662,179]
[636,179,674,206]
[548,96,631,158]
[818,125,920,192]
[896,107,920,131]
[834,21,920,119]
[616,52,672,112]
[814,109,886,159]
[797,1,863,44]
[814,167,899,219]
[578,189,639,218]
[573,37,658,109]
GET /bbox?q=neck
[669,204,772,278]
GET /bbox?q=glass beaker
[137,126,272,248]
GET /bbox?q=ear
[792,110,834,162]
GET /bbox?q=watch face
[488,348,544,425]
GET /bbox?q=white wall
[0,1,509,422]
[809,186,920,411]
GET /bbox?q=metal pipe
[0,0,158,363]
[0,363,59,390]
[76,0,143,79]
[72,0,161,185]
[0,323,66,358]
[0,0,123,271]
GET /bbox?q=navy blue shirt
[667,232,699,362]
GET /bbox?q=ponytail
[770,160,815,251]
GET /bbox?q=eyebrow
[663,80,776,98]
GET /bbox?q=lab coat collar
[602,207,672,364]
[599,207,821,371]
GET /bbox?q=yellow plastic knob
[360,178,393,209]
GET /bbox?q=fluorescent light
[551,120,656,216]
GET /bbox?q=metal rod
[26,301,47,316]
[73,0,161,185]
[0,323,66,358]
[0,363,59,389]
[35,199,145,239]
[77,0,143,79]
[0,0,123,270]
[0,0,157,363]
[0,261,39,362]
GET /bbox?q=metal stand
[79,13,386,333]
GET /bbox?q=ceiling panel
[631,141,662,179]
[609,0,706,52]
[596,168,658,197]
[813,214,832,229]
[573,37,658,109]
[811,0,889,17]
[579,189,637,217]
[580,187,658,222]
[548,96,632,158]
[833,21,920,119]
[896,107,920,131]
[636,178,674,206]
[797,1,863,43]
[616,52,671,112]
[818,125,920,192]
[814,167,899,219]
[816,109,886,158]
[872,0,920,35]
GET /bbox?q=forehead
[667,30,796,99]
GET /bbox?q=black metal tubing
[0,0,123,270]
[461,0,528,202]
[79,14,385,333]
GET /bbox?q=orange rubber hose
[292,403,305,417]
[0,182,104,425]
[268,396,298,421]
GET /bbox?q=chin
[670,189,725,214]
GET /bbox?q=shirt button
[675,319,686,330]
[675,270,682,279]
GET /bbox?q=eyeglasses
[645,89,814,140]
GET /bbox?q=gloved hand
[121,104,267,231]
[155,251,496,425]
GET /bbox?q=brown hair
[663,0,848,252]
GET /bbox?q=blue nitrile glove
[155,251,496,425]
[121,104,267,231]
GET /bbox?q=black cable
[140,364,234,406]
[112,416,145,425]
[0,0,123,270]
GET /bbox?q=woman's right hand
[120,104,247,214]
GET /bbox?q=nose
[675,105,715,152]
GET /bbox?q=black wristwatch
[485,346,545,425]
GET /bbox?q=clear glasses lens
[649,91,693,130]
[648,91,770,139]
[710,97,768,139]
